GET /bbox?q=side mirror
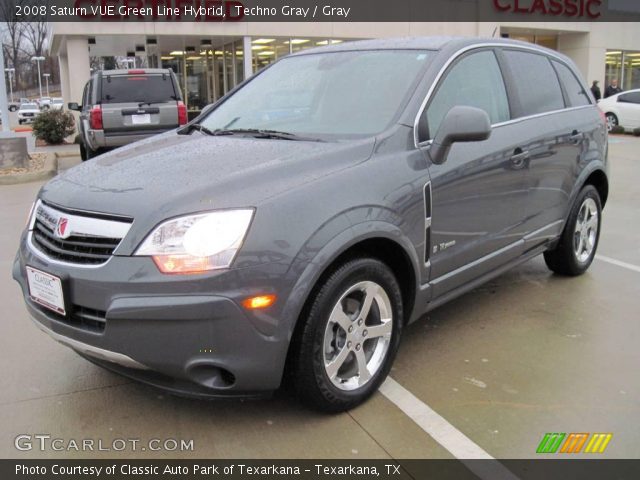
[68,102,81,111]
[428,106,492,165]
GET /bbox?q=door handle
[569,130,584,143]
[510,148,530,168]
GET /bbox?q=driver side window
[425,50,510,139]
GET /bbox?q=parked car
[39,97,52,110]
[17,102,40,124]
[13,37,608,412]
[49,98,64,111]
[68,68,187,161]
[598,88,640,132]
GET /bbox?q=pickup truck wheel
[9,105,17,112]
[80,143,88,161]
[291,258,403,412]
[544,185,601,276]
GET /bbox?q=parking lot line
[595,254,640,274]
[380,377,520,479]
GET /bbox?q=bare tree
[24,21,48,58]
[1,0,27,87]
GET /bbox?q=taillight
[177,101,188,126]
[128,69,145,75]
[89,105,103,130]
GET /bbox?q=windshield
[200,50,431,138]
[101,74,178,104]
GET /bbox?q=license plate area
[131,113,151,125]
[26,266,66,316]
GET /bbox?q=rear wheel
[80,142,88,161]
[605,113,618,132]
[544,185,602,276]
[290,258,403,412]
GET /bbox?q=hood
[40,130,375,226]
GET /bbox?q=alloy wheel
[574,197,599,263]
[322,281,393,391]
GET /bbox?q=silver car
[68,68,187,160]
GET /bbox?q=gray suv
[14,38,608,411]
[69,68,187,160]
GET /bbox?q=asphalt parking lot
[1,136,638,460]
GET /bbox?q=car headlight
[135,209,254,274]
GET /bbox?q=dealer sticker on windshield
[26,266,65,316]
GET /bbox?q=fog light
[242,294,276,310]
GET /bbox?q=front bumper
[13,236,293,398]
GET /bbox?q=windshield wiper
[177,123,217,136]
[209,128,321,141]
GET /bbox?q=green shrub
[633,128,640,137]
[32,110,76,145]
[609,125,625,135]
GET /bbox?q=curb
[0,153,58,186]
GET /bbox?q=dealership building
[49,21,640,114]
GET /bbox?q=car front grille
[29,200,133,266]
[32,219,121,265]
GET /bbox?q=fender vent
[424,182,432,265]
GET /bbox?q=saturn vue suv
[13,37,608,412]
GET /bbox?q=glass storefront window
[606,51,623,90]
[622,52,640,90]
[606,50,640,92]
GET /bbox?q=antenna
[492,27,498,38]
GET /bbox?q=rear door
[420,48,529,297]
[100,72,179,134]
[498,49,588,248]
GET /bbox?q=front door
[417,49,528,298]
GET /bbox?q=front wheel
[290,258,403,412]
[544,185,602,276]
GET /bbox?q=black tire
[544,185,602,276]
[9,105,17,112]
[83,144,103,161]
[18,120,23,125]
[80,142,88,161]
[605,113,618,132]
[290,257,404,412]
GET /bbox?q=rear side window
[101,74,177,104]
[618,91,640,104]
[552,61,591,107]
[426,50,510,138]
[503,50,564,117]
